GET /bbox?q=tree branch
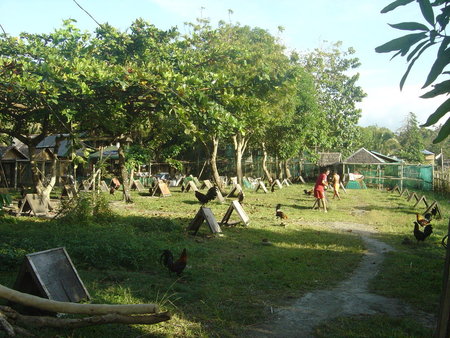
[0,284,158,315]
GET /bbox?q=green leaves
[388,22,430,31]
[381,0,415,13]
[375,32,427,54]
[418,0,435,25]
[423,47,450,87]
[421,97,450,126]
[378,0,449,142]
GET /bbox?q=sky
[1,0,448,132]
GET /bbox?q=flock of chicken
[413,204,440,242]
[159,183,442,277]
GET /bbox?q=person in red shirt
[313,168,330,212]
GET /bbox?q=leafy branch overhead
[375,0,450,143]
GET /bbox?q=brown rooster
[160,248,187,276]
[195,187,217,205]
[303,189,313,196]
[275,204,288,219]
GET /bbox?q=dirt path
[246,221,436,337]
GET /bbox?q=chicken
[416,213,431,227]
[160,248,187,276]
[413,222,433,242]
[275,204,288,219]
[109,187,115,195]
[303,189,313,196]
[237,191,245,204]
[431,205,439,217]
[195,187,217,204]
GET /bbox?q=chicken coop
[343,148,433,191]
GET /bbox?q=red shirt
[314,173,328,192]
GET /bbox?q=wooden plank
[12,247,90,315]
[407,191,419,202]
[193,177,201,187]
[227,183,243,197]
[399,188,409,197]
[216,189,225,203]
[413,195,429,209]
[424,201,443,220]
[130,179,145,192]
[255,181,268,193]
[220,200,250,226]
[18,194,49,216]
[99,180,109,192]
[201,179,213,189]
[152,182,171,197]
[187,207,221,235]
[185,180,199,192]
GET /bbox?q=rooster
[416,213,431,227]
[275,204,288,219]
[195,187,217,205]
[237,191,245,204]
[303,189,313,196]
[413,222,433,242]
[160,248,187,276]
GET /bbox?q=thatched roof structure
[344,148,401,164]
[318,152,342,166]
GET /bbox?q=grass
[0,183,448,337]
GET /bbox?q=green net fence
[344,164,433,191]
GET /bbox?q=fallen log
[0,284,158,315]
[0,305,171,329]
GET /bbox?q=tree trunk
[283,160,292,179]
[232,132,249,186]
[117,145,132,203]
[261,142,273,184]
[28,136,61,201]
[277,159,284,180]
[208,137,223,191]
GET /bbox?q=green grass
[0,184,448,337]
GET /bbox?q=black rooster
[237,191,245,204]
[195,187,217,205]
[275,204,288,219]
[303,189,313,196]
[413,222,433,242]
[160,248,187,276]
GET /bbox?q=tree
[0,20,94,198]
[357,125,400,155]
[301,42,367,153]
[396,112,425,163]
[376,0,450,143]
[76,20,180,202]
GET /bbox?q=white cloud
[358,84,449,131]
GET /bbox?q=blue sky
[1,0,448,131]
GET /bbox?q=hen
[195,187,217,204]
[275,204,288,219]
[160,248,187,276]
[416,213,431,227]
[303,189,313,196]
[413,222,433,242]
